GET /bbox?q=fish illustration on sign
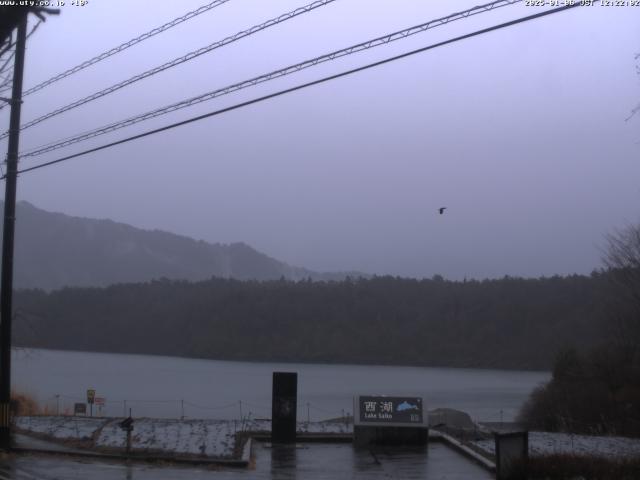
[396,401,419,412]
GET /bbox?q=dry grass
[506,454,640,480]
[10,390,39,416]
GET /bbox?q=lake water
[12,348,549,422]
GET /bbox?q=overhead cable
[10,3,585,178]
[1,0,336,137]
[22,0,233,97]
[0,22,39,81]
[0,49,15,78]
[19,0,524,158]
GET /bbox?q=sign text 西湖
[358,396,423,424]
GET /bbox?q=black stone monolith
[272,372,297,443]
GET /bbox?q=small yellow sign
[87,389,96,404]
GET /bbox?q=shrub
[507,454,640,480]
[10,391,39,416]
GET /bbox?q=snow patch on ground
[14,416,107,440]
[96,418,237,457]
[471,432,640,459]
[15,416,353,459]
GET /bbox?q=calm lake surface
[12,348,549,422]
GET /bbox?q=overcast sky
[1,0,639,279]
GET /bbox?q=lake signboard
[353,395,427,446]
[355,396,424,426]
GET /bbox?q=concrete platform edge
[430,430,496,472]
[12,446,249,468]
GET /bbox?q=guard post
[353,395,428,447]
[495,431,528,480]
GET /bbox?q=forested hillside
[6,201,358,290]
[13,274,608,370]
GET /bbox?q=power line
[0,48,15,77]
[9,3,585,179]
[0,0,337,138]
[0,20,40,84]
[19,0,525,159]
[0,52,15,78]
[0,72,12,93]
[0,35,13,60]
[22,0,233,97]
[0,21,40,105]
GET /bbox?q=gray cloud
[2,0,638,279]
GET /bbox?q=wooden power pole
[0,16,27,451]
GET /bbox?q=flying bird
[438,207,447,215]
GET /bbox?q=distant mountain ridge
[5,201,359,290]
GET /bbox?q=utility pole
[0,17,27,451]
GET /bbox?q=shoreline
[12,346,552,373]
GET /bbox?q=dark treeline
[518,343,640,436]
[13,273,610,370]
[518,224,640,437]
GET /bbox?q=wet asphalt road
[0,442,492,479]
